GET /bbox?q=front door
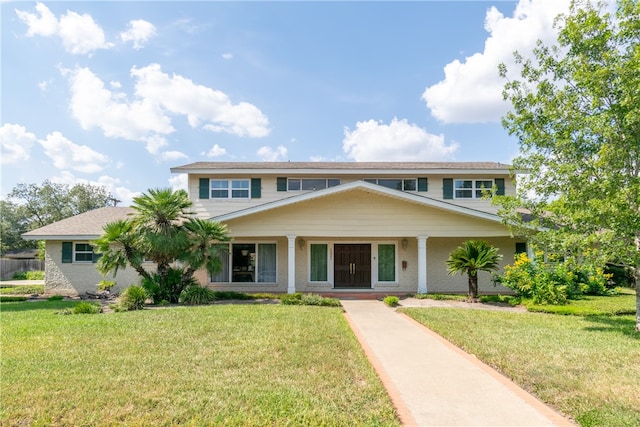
[334,244,371,288]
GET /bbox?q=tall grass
[1,301,399,426]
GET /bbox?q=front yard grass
[400,305,640,427]
[1,301,399,426]
[0,284,44,295]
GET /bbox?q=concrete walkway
[342,300,574,427]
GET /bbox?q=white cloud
[422,0,570,124]
[131,63,270,138]
[222,52,233,60]
[50,171,139,206]
[64,64,270,157]
[120,19,157,50]
[15,2,113,55]
[160,150,188,162]
[38,131,109,173]
[0,123,37,164]
[342,118,458,162]
[257,145,287,162]
[203,144,227,158]
[65,66,174,142]
[169,173,188,192]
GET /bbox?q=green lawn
[1,301,399,426]
[400,306,640,427]
[0,284,45,295]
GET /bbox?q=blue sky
[1,0,570,205]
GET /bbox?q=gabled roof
[212,180,503,224]
[22,207,135,240]
[171,161,511,175]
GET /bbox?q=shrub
[280,293,341,307]
[47,295,64,301]
[73,302,102,314]
[496,253,613,305]
[0,296,28,302]
[212,291,253,300]
[142,268,197,304]
[383,296,399,307]
[12,271,45,280]
[117,285,147,311]
[97,280,115,292]
[180,286,217,305]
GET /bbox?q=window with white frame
[210,179,250,199]
[287,178,340,191]
[377,244,396,282]
[454,179,495,199]
[364,178,417,191]
[210,243,277,283]
[309,243,328,282]
[74,243,94,262]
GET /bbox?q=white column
[286,235,296,294]
[417,235,429,294]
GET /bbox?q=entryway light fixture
[298,238,306,249]
[401,238,408,250]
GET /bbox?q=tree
[446,240,502,300]
[0,200,36,256]
[8,180,115,228]
[95,188,231,303]
[499,0,640,330]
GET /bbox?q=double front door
[334,244,371,288]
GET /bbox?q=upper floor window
[454,180,495,199]
[211,179,250,199]
[365,178,417,191]
[285,178,340,191]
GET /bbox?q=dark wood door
[334,244,371,288]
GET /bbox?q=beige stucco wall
[44,241,152,296]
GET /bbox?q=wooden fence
[0,259,45,280]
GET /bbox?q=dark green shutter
[515,242,527,254]
[277,177,287,192]
[443,178,453,199]
[62,242,73,263]
[417,177,428,192]
[199,178,210,199]
[495,178,505,196]
[251,178,261,198]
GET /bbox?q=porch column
[286,235,296,294]
[417,235,429,294]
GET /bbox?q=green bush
[11,270,44,280]
[118,286,147,311]
[180,286,217,305]
[383,296,399,307]
[97,280,115,292]
[280,293,341,307]
[0,296,28,302]
[496,253,613,305]
[212,291,253,300]
[73,302,102,314]
[47,295,64,301]
[142,268,196,304]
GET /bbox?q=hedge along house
[170,162,526,296]
[22,162,526,296]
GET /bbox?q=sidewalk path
[341,300,574,427]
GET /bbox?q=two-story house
[24,162,526,296]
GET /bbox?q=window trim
[286,178,341,192]
[308,242,331,283]
[375,242,398,284]
[73,242,95,263]
[453,179,496,199]
[210,179,251,199]
[210,241,278,284]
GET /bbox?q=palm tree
[180,218,231,288]
[94,219,150,281]
[94,188,230,302]
[446,240,502,300]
